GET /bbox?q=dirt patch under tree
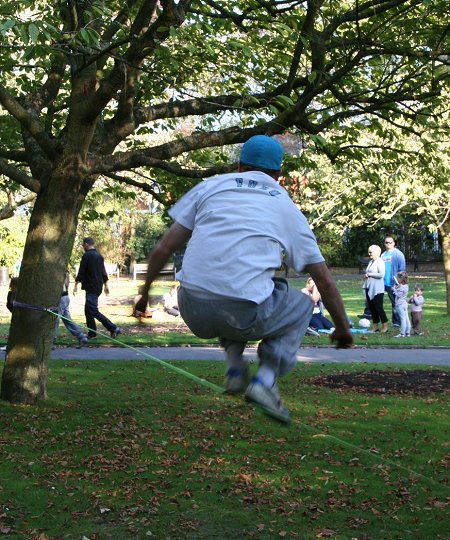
[304,369,449,396]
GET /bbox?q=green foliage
[127,212,167,262]
[1,0,449,213]
[281,110,449,261]
[313,227,350,266]
[72,183,142,269]
[0,219,26,268]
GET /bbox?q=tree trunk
[1,165,86,403]
[440,219,450,316]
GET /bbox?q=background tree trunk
[440,219,450,316]
[1,166,86,403]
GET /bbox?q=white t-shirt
[169,171,324,303]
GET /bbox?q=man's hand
[104,283,109,296]
[134,291,149,316]
[330,328,354,349]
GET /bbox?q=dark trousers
[361,298,372,318]
[366,291,387,324]
[309,313,334,330]
[85,293,116,336]
[411,311,423,334]
[385,285,401,326]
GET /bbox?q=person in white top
[363,245,388,333]
[135,135,353,422]
[302,277,334,331]
[163,285,180,317]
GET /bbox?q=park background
[0,1,449,538]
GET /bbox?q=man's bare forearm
[141,243,175,293]
[138,222,191,299]
[306,263,348,328]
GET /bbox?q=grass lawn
[0,360,448,539]
[1,272,448,348]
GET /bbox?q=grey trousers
[178,278,313,377]
[54,295,85,341]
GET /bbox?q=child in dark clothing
[1,277,18,350]
[6,277,18,312]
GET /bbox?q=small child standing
[393,271,411,338]
[409,284,425,335]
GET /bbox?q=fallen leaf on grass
[316,529,336,538]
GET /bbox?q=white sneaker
[394,333,405,338]
[110,327,121,339]
[245,378,291,423]
[224,367,250,394]
[306,327,320,337]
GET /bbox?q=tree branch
[25,53,66,114]
[0,149,27,162]
[0,85,58,161]
[90,125,270,175]
[284,1,316,94]
[82,1,190,125]
[103,172,166,204]
[0,193,37,221]
[0,159,41,193]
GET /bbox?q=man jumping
[136,135,353,422]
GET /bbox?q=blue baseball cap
[240,135,284,171]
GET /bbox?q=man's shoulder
[86,248,101,258]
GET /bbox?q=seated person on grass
[302,277,334,331]
[163,285,180,317]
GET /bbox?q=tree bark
[440,218,450,316]
[1,162,86,403]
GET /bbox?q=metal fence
[334,226,443,267]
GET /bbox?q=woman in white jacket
[363,245,388,333]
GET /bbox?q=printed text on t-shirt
[235,177,281,197]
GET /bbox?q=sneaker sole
[245,385,291,424]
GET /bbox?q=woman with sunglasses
[381,237,406,327]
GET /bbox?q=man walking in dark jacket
[74,237,120,339]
